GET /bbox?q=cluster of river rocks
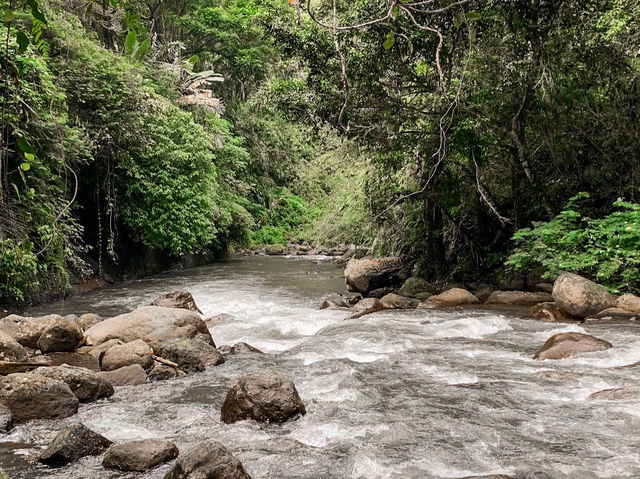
[335,258,639,377]
[0,291,306,477]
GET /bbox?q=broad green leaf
[16,31,29,52]
[17,137,36,154]
[187,54,199,66]
[124,31,137,55]
[20,162,31,171]
[466,11,482,21]
[134,39,151,59]
[26,0,47,24]
[24,152,35,162]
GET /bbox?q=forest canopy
[1,0,639,303]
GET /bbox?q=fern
[507,193,640,293]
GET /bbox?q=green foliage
[507,194,640,292]
[119,104,218,255]
[251,187,319,246]
[0,240,39,301]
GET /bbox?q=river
[1,256,640,478]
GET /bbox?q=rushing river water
[2,256,640,478]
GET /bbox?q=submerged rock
[33,365,114,402]
[205,313,237,327]
[320,298,349,309]
[419,288,480,308]
[587,387,634,400]
[348,297,385,319]
[221,370,306,424]
[101,339,154,371]
[228,342,263,355]
[344,257,404,294]
[98,364,147,386]
[552,273,615,318]
[163,439,251,479]
[0,373,78,423]
[84,306,214,347]
[0,331,28,362]
[38,320,84,353]
[530,302,573,323]
[486,291,553,306]
[39,423,112,466]
[533,332,612,360]
[380,293,420,310]
[148,363,185,382]
[588,307,637,321]
[103,439,179,471]
[151,291,202,314]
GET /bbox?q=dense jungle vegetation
[1,0,639,304]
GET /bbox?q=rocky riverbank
[0,290,307,478]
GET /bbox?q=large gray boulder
[103,439,179,471]
[33,365,114,402]
[151,290,202,314]
[152,339,204,372]
[533,332,613,360]
[0,314,61,348]
[39,423,113,466]
[221,370,306,424]
[344,257,404,294]
[0,373,78,423]
[84,306,213,347]
[38,320,83,353]
[552,273,615,318]
[101,340,154,371]
[163,440,251,479]
[348,297,385,319]
[0,331,28,362]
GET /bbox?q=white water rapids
[2,256,640,478]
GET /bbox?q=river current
[2,256,640,478]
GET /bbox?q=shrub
[507,193,640,293]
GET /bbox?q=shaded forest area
[1,0,639,305]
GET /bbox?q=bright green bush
[0,240,39,302]
[507,193,640,292]
[119,104,218,255]
[251,187,319,245]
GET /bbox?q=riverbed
[2,256,640,478]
